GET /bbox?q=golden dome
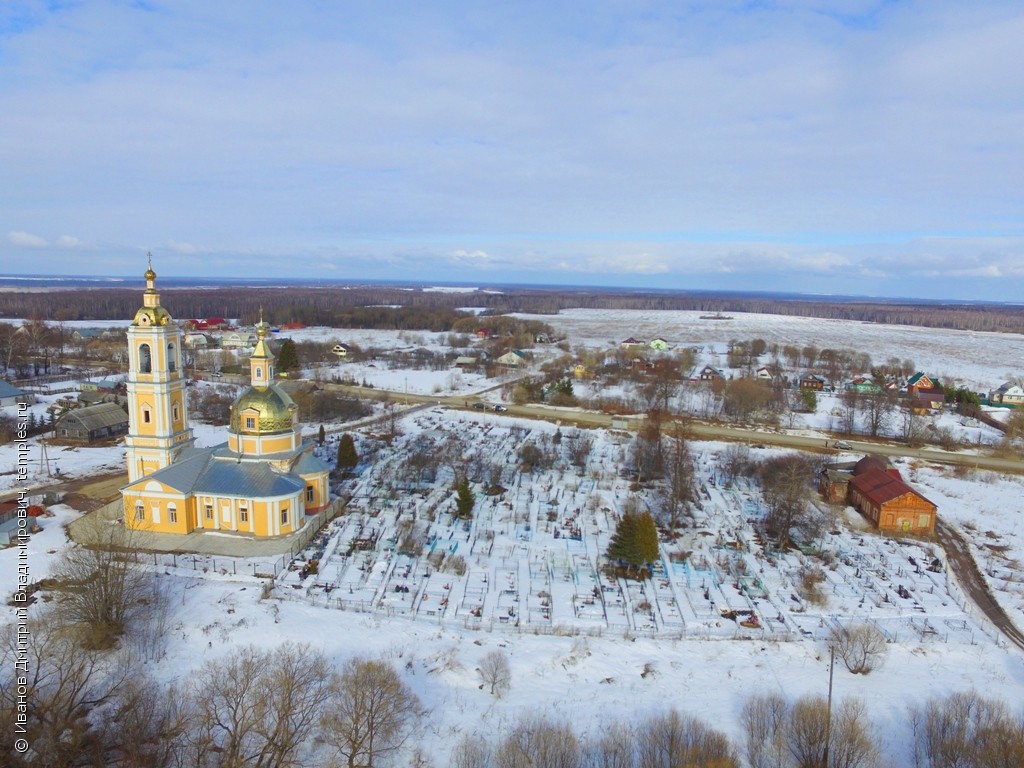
[230,384,296,435]
[132,306,172,326]
[144,266,156,280]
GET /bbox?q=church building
[122,260,331,537]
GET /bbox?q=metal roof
[127,447,308,498]
[57,402,128,431]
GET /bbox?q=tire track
[935,518,1024,652]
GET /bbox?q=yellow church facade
[122,261,331,537]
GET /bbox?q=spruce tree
[455,476,475,519]
[277,338,300,372]
[336,433,358,474]
[607,510,659,578]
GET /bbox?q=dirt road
[934,519,1024,652]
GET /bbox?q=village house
[454,356,477,369]
[906,372,945,413]
[220,330,258,349]
[54,401,129,443]
[799,373,828,391]
[184,332,211,349]
[989,381,1024,408]
[573,363,590,379]
[331,343,351,358]
[649,337,670,351]
[845,376,882,394]
[496,350,527,368]
[823,456,937,534]
[0,381,36,408]
[697,365,726,383]
[620,337,646,349]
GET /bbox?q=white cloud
[55,235,85,248]
[7,231,48,247]
[166,240,200,254]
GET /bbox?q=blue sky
[2,1,1023,301]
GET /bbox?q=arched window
[167,343,176,372]
[139,343,152,373]
[168,502,177,524]
[135,501,145,522]
[172,403,180,422]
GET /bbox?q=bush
[830,622,888,675]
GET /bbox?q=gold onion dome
[132,305,172,326]
[230,385,296,435]
[144,265,157,280]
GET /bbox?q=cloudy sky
[2,1,1022,300]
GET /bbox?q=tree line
[2,284,1023,334]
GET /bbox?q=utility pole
[824,642,835,768]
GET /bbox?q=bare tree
[839,389,860,435]
[48,514,163,649]
[191,642,332,768]
[786,696,830,768]
[110,675,192,768]
[911,691,1024,768]
[588,722,636,768]
[320,657,422,768]
[741,693,788,768]
[0,617,134,767]
[758,454,814,550]
[478,649,512,697]
[829,623,888,675]
[452,734,493,768]
[495,716,582,768]
[635,709,739,768]
[565,430,594,471]
[785,695,879,768]
[860,391,896,438]
[658,429,695,532]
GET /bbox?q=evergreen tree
[277,338,300,372]
[318,424,326,446]
[455,476,475,519]
[336,433,358,474]
[607,511,659,578]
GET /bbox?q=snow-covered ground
[3,310,1024,765]
[541,307,1024,393]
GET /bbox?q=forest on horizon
[0,284,1022,334]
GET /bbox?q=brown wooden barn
[846,457,936,534]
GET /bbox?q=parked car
[834,440,852,450]
[492,404,508,412]
[472,402,486,410]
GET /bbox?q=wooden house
[846,457,936,534]
[54,402,129,443]
[799,373,828,391]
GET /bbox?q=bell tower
[124,255,195,482]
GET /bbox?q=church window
[205,504,213,520]
[239,507,249,523]
[245,416,255,430]
[172,404,180,422]
[139,344,152,373]
[255,367,263,380]
[167,343,176,372]
[306,486,314,503]
[135,502,145,522]
[143,408,152,424]
[281,508,288,525]
[168,503,177,524]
